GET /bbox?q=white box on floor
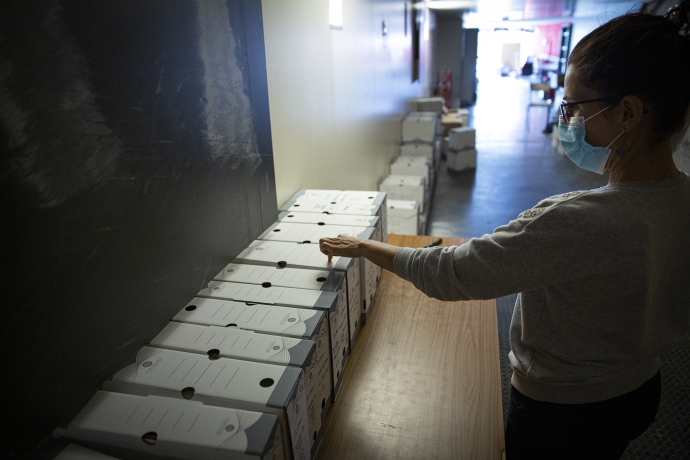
[379,175,426,212]
[402,112,437,143]
[390,156,431,184]
[196,281,347,401]
[400,142,434,159]
[448,148,477,172]
[282,190,388,243]
[458,108,470,127]
[149,321,323,453]
[411,97,444,113]
[232,241,361,347]
[53,391,284,460]
[257,223,381,326]
[449,127,475,151]
[103,347,310,460]
[387,200,419,235]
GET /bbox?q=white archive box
[449,126,476,151]
[390,156,431,184]
[400,142,434,159]
[148,321,324,456]
[278,211,380,240]
[53,391,284,460]
[102,347,310,460]
[448,148,477,172]
[402,112,437,143]
[458,108,470,126]
[379,175,426,212]
[411,97,444,113]
[282,189,388,243]
[387,200,419,235]
[257,223,381,325]
[55,444,121,460]
[259,221,377,243]
[213,263,361,354]
[197,279,347,398]
[232,241,362,350]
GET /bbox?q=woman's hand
[319,235,365,262]
[319,235,402,273]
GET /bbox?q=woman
[319,3,690,459]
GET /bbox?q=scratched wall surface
[0,0,277,456]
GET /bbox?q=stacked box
[379,175,426,212]
[458,108,470,127]
[53,391,284,460]
[195,281,347,402]
[410,97,444,113]
[256,223,381,325]
[400,142,434,160]
[148,322,320,456]
[387,199,420,235]
[283,190,388,243]
[102,347,310,460]
[277,211,381,244]
[390,156,432,185]
[231,240,366,342]
[402,112,437,143]
[448,127,477,172]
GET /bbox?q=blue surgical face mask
[558,105,624,175]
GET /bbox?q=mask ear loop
[583,103,614,122]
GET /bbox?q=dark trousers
[505,370,661,459]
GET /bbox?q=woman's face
[563,66,621,148]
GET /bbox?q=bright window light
[508,10,523,20]
[423,5,430,41]
[330,0,343,28]
[427,0,477,9]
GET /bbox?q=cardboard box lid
[107,346,302,410]
[54,391,278,458]
[278,211,379,228]
[258,222,375,243]
[234,240,354,272]
[174,297,324,339]
[387,200,420,210]
[198,281,337,312]
[280,201,379,215]
[150,322,315,368]
[214,262,344,292]
[288,189,386,207]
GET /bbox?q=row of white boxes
[380,97,446,236]
[52,190,388,460]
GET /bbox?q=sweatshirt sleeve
[392,219,544,301]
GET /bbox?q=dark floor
[427,76,690,459]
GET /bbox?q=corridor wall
[262,0,436,206]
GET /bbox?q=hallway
[428,76,607,239]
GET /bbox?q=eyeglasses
[559,98,606,124]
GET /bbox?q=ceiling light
[427,0,477,10]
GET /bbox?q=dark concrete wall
[0,0,277,457]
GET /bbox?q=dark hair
[568,0,690,138]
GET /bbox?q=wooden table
[315,235,505,460]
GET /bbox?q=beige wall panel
[262,0,435,206]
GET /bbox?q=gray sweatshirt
[393,171,690,404]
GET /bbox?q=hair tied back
[664,0,690,36]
